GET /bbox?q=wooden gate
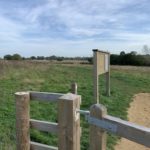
[15,84,150,150]
[15,89,81,150]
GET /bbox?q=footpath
[115,93,150,150]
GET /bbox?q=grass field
[0,61,150,150]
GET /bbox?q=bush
[110,52,150,66]
[12,54,22,60]
[4,54,22,60]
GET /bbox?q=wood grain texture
[105,53,110,96]
[71,82,77,94]
[58,93,81,150]
[104,115,150,147]
[30,119,58,134]
[30,141,58,150]
[93,50,99,103]
[15,92,30,150]
[30,91,64,102]
[89,104,107,150]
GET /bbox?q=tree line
[110,45,150,66]
[110,51,150,66]
[2,50,150,66]
[3,54,91,62]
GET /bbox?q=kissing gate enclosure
[15,50,150,150]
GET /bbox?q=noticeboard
[96,53,109,75]
[93,49,110,103]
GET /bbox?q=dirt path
[115,93,150,150]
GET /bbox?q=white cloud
[0,0,150,56]
[0,15,25,42]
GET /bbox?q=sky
[0,0,150,57]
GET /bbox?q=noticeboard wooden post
[93,49,110,103]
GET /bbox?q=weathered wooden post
[89,104,107,150]
[105,53,110,96]
[58,93,81,150]
[15,92,30,150]
[93,50,99,103]
[71,82,77,94]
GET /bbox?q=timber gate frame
[15,83,81,150]
[15,83,150,150]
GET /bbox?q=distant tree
[120,51,126,55]
[142,45,150,55]
[87,57,93,64]
[110,51,149,66]
[30,56,36,60]
[130,51,137,55]
[12,54,22,60]
[22,57,26,60]
[110,54,120,65]
[37,56,45,60]
[4,54,12,60]
[57,57,64,61]
[49,55,57,60]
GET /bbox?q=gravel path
[115,93,150,150]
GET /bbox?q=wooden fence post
[89,104,107,150]
[105,53,110,96]
[58,93,81,150]
[71,82,77,94]
[15,92,30,150]
[93,50,99,103]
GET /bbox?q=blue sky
[0,0,150,57]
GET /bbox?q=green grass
[0,61,150,150]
